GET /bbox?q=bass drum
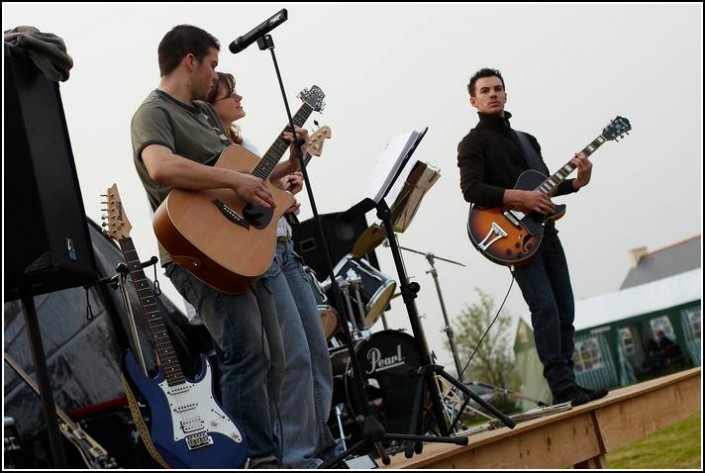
[329,330,421,436]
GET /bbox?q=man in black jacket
[457,68,607,406]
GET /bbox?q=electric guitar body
[467,116,631,267]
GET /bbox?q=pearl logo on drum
[365,343,405,374]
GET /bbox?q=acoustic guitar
[467,116,631,267]
[153,86,326,294]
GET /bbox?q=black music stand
[326,129,516,465]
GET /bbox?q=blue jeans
[166,263,284,462]
[512,233,576,395]
[258,240,338,468]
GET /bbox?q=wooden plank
[595,369,701,450]
[386,411,603,468]
[382,368,700,469]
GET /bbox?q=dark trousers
[513,233,576,395]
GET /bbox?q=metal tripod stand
[376,202,515,459]
[395,244,466,382]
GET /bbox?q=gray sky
[4,3,702,373]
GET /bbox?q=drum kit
[305,243,517,452]
[304,252,428,448]
[305,253,397,343]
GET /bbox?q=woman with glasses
[204,72,341,469]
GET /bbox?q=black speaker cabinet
[4,43,97,301]
[291,212,380,281]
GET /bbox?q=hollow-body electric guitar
[153,86,326,294]
[467,116,631,267]
[104,184,247,468]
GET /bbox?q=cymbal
[351,223,387,258]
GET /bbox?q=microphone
[229,9,288,54]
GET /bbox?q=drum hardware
[304,265,340,340]
[322,131,477,467]
[348,269,390,330]
[329,254,396,330]
[393,243,467,383]
[332,404,348,450]
[439,377,548,434]
[374,199,488,454]
[328,330,423,450]
[337,278,361,333]
[346,270,369,331]
[342,200,515,464]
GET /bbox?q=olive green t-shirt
[131,89,230,263]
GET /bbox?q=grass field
[606,413,702,469]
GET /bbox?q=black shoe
[577,384,609,401]
[553,386,591,406]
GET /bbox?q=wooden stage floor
[380,368,701,469]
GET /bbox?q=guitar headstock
[298,85,326,113]
[102,183,132,241]
[602,116,631,141]
[308,125,332,157]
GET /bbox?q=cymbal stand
[396,244,466,382]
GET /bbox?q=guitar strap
[196,102,231,165]
[121,374,170,468]
[514,130,545,172]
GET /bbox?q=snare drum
[303,266,340,340]
[329,254,396,328]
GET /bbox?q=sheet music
[358,128,428,205]
[389,161,441,232]
[386,153,428,207]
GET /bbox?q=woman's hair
[206,72,243,145]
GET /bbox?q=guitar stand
[88,257,161,376]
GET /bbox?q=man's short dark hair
[467,68,505,97]
[158,25,220,76]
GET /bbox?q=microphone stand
[395,244,466,382]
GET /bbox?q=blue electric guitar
[104,184,248,468]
